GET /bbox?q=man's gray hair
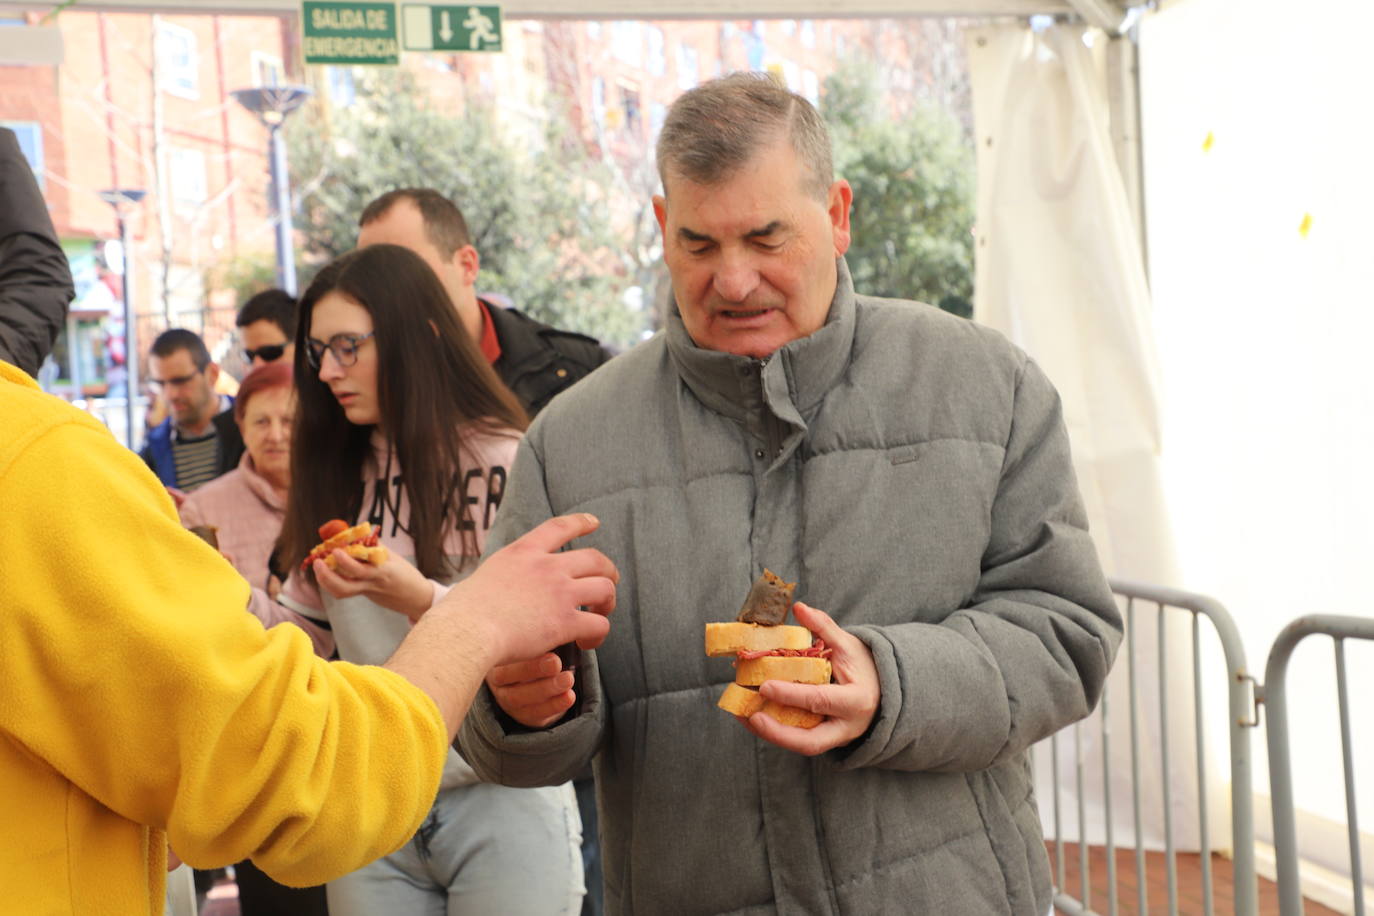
[656,72,834,200]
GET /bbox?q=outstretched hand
[741,601,881,756]
[435,513,618,669]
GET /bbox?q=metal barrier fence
[1263,614,1374,916]
[1045,578,1258,916]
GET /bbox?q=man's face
[241,319,294,369]
[356,199,477,311]
[654,137,852,359]
[148,349,219,429]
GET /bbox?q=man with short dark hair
[459,73,1121,915]
[139,329,244,494]
[236,288,296,368]
[357,188,613,416]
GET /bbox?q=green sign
[302,2,399,66]
[402,4,503,53]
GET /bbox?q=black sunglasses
[244,344,288,363]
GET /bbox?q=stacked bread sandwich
[706,569,832,728]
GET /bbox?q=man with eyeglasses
[139,328,245,498]
[236,288,296,369]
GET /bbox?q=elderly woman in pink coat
[180,361,294,599]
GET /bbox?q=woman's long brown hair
[279,243,528,580]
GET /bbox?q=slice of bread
[704,622,812,657]
[717,682,765,718]
[734,655,831,687]
[716,682,824,729]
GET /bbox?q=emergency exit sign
[302,2,400,66]
[402,5,503,53]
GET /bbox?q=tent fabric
[967,21,1209,851]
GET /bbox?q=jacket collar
[665,257,857,427]
[236,449,288,511]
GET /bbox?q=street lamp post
[231,86,313,295]
[97,187,147,451]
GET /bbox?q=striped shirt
[172,429,220,491]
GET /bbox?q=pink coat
[179,450,286,594]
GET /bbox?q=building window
[591,77,606,130]
[156,21,198,99]
[802,69,819,106]
[800,20,816,49]
[0,120,43,187]
[251,51,283,87]
[620,83,641,135]
[676,43,698,90]
[647,26,666,76]
[326,66,356,107]
[611,21,642,66]
[168,147,207,209]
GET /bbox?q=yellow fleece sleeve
[0,418,447,886]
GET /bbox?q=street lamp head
[96,188,147,208]
[231,86,313,128]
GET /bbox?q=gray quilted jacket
[459,260,1120,915]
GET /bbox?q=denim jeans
[326,781,583,916]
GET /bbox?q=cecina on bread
[734,655,831,687]
[704,622,812,657]
[322,544,389,570]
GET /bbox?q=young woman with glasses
[251,243,585,916]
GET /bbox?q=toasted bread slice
[717,682,766,718]
[716,683,823,729]
[735,655,831,687]
[321,544,389,570]
[704,622,812,657]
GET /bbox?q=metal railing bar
[1077,721,1090,908]
[1101,683,1117,916]
[1126,596,1147,915]
[1194,611,1214,916]
[1334,638,1365,916]
[1158,604,1179,913]
[1054,731,1065,891]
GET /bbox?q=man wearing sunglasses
[236,287,296,369]
[139,329,245,499]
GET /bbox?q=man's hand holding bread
[709,570,881,756]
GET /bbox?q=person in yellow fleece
[0,367,619,914]
[0,126,620,916]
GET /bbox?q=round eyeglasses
[305,332,375,369]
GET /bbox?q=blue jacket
[140,403,244,489]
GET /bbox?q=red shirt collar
[476,298,502,364]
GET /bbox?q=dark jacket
[140,405,245,489]
[0,128,72,377]
[486,300,614,417]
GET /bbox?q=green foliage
[205,250,284,310]
[287,70,645,348]
[822,58,976,312]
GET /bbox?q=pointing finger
[512,514,600,555]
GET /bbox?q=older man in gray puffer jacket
[459,73,1120,916]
